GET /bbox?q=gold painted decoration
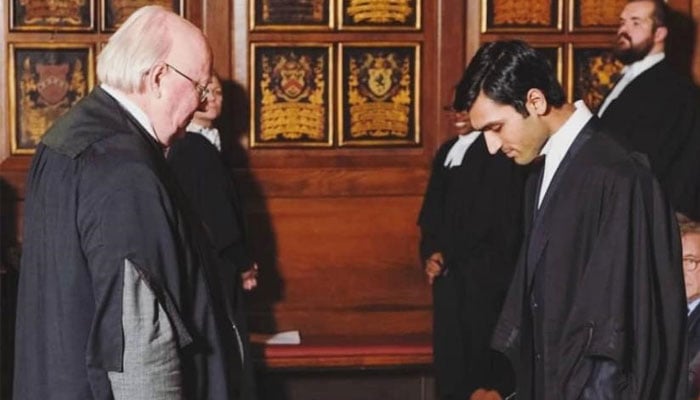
[570,0,626,31]
[251,0,332,30]
[482,0,562,32]
[9,44,95,154]
[11,0,93,31]
[568,46,624,111]
[251,45,332,147]
[339,44,420,146]
[340,0,420,29]
[494,0,550,26]
[102,0,182,31]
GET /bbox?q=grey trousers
[107,260,184,400]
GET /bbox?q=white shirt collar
[537,100,593,207]
[443,131,481,168]
[186,122,221,152]
[690,298,700,315]
[100,84,159,144]
[623,52,665,80]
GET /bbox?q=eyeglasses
[165,63,210,103]
[683,257,700,271]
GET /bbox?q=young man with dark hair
[462,40,686,399]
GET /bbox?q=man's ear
[525,88,547,116]
[654,25,668,44]
[146,63,167,98]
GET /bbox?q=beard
[613,33,655,65]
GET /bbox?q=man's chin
[512,153,538,165]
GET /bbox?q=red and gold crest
[271,54,313,101]
[257,47,329,143]
[14,48,89,150]
[35,63,72,106]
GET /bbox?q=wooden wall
[222,0,470,337]
[0,0,474,343]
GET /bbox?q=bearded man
[597,0,700,220]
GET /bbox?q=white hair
[97,6,173,93]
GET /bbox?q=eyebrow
[471,120,501,132]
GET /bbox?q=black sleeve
[417,142,451,261]
[167,135,252,271]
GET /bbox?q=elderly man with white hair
[13,6,243,400]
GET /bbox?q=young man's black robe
[13,87,242,399]
[418,134,526,398]
[492,119,687,399]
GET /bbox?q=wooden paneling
[227,0,455,341]
[256,369,435,400]
[252,334,432,368]
[236,167,428,198]
[245,194,430,336]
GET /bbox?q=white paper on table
[265,330,301,345]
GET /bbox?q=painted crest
[35,62,71,105]
[271,53,313,101]
[358,54,400,101]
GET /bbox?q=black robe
[598,59,700,220]
[418,134,526,398]
[167,132,257,400]
[14,87,242,399]
[492,118,687,399]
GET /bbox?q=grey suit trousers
[107,260,183,400]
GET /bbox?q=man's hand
[241,263,259,291]
[470,388,503,400]
[424,252,444,285]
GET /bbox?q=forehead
[621,1,654,19]
[683,233,700,250]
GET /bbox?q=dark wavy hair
[455,40,565,118]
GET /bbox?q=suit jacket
[599,59,700,220]
[14,87,242,399]
[689,306,700,397]
[492,118,687,399]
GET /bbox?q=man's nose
[483,132,502,154]
[617,22,628,36]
